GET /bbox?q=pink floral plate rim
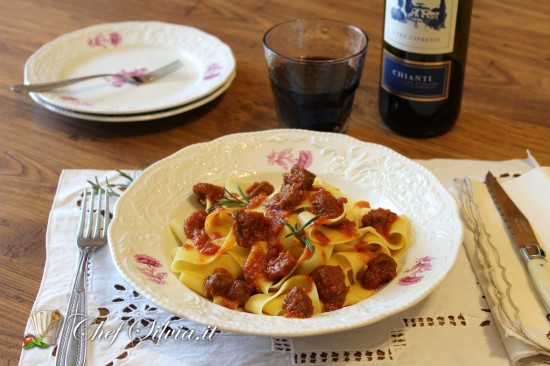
[24,21,236,115]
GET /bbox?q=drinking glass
[263,19,368,132]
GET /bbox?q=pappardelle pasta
[170,164,410,318]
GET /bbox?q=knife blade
[486,171,550,313]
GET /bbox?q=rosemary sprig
[207,186,250,212]
[115,169,137,183]
[278,215,320,253]
[88,169,139,197]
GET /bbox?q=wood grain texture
[1,0,549,363]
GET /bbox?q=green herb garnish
[88,169,139,197]
[207,186,250,212]
[278,214,320,253]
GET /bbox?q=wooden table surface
[1,0,549,364]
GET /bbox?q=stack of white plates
[23,21,236,122]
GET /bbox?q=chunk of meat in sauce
[310,188,346,219]
[282,287,314,318]
[283,164,316,190]
[264,164,316,213]
[184,209,208,239]
[265,250,297,281]
[310,265,349,312]
[263,186,302,213]
[360,253,397,290]
[232,210,270,248]
[246,181,275,199]
[204,268,253,306]
[361,208,398,238]
[192,183,225,205]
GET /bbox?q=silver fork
[55,188,110,366]
[11,59,183,93]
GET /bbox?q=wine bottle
[379,0,473,137]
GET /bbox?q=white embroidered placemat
[18,156,544,365]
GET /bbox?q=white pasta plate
[108,129,463,336]
[24,21,235,115]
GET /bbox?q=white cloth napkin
[457,166,550,365]
[18,157,546,366]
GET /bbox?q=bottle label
[381,50,451,101]
[384,0,459,54]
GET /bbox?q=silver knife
[486,171,550,313]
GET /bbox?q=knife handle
[527,257,550,314]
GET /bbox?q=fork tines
[133,59,184,84]
[79,188,110,241]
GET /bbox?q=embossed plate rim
[108,129,463,336]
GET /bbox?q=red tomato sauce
[183,209,219,255]
[311,229,330,246]
[243,244,268,292]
